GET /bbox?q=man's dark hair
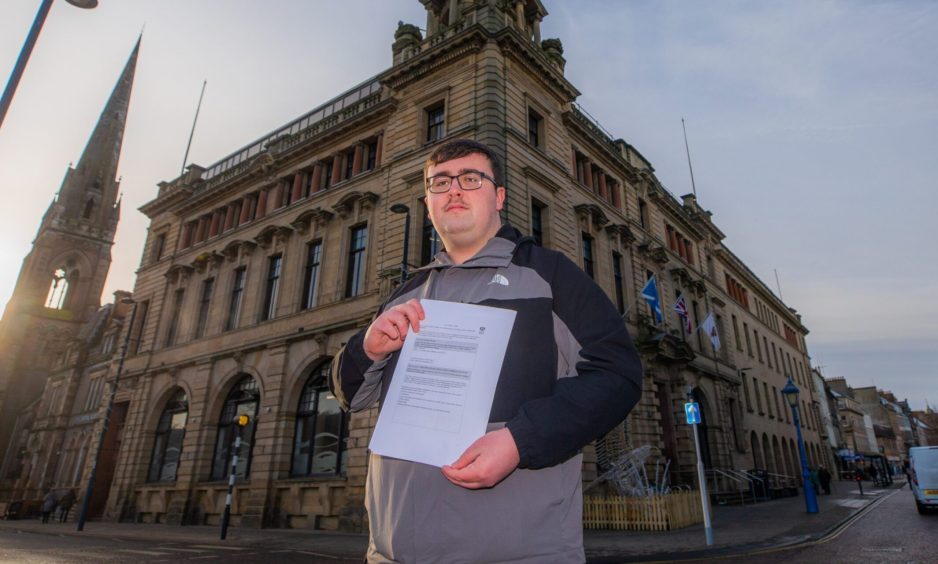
[424,139,504,187]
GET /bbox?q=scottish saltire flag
[641,276,663,324]
[699,312,721,351]
[673,293,692,333]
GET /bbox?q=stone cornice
[494,28,579,104]
[380,25,488,91]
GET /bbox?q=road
[0,528,359,564]
[730,486,936,564]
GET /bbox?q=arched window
[147,389,188,482]
[211,376,259,480]
[46,269,69,309]
[291,359,347,476]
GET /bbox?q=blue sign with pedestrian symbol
[685,402,701,425]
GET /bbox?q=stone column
[310,163,322,194]
[181,222,194,248]
[195,215,208,243]
[239,194,253,225]
[330,153,343,185]
[270,182,284,210]
[448,0,459,26]
[375,134,384,168]
[223,204,236,231]
[598,173,608,200]
[582,157,593,189]
[291,171,304,202]
[209,209,223,238]
[255,189,268,220]
[611,181,622,208]
[351,144,364,177]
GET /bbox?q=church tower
[0,38,140,477]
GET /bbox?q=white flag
[699,312,721,351]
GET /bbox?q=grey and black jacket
[332,224,643,563]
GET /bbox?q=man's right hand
[363,298,425,362]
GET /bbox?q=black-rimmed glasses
[425,170,496,193]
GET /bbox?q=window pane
[291,415,315,476]
[311,391,343,474]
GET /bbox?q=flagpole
[682,117,698,198]
[180,79,207,177]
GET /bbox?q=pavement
[0,479,904,563]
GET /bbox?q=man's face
[425,152,505,254]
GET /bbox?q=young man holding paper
[332,139,643,563]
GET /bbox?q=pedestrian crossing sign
[685,402,701,425]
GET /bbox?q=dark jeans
[59,507,71,523]
[41,511,52,523]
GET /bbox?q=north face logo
[488,274,510,286]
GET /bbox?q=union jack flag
[673,293,692,333]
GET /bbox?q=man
[817,466,832,495]
[332,139,643,563]
[58,489,76,523]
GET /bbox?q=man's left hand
[442,428,520,489]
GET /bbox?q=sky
[0,1,935,410]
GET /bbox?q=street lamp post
[220,414,250,540]
[390,204,410,284]
[0,0,98,131]
[781,376,819,514]
[76,296,136,531]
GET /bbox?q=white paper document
[368,299,517,467]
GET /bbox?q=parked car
[908,446,938,514]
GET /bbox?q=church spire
[57,35,140,226]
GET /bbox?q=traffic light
[236,414,250,427]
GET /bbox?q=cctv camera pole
[220,415,249,540]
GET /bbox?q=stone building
[4,1,826,529]
[0,38,140,506]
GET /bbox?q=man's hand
[441,428,520,489]
[363,299,425,362]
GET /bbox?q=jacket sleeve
[506,252,644,469]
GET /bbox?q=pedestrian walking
[40,490,57,524]
[58,489,76,523]
[818,466,832,495]
[869,464,879,487]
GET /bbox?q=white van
[909,446,938,514]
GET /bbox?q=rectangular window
[194,278,214,338]
[261,255,282,321]
[323,158,334,189]
[766,338,773,368]
[343,148,355,181]
[130,300,149,354]
[781,389,790,423]
[365,140,378,171]
[772,386,782,421]
[755,330,763,362]
[421,202,441,266]
[226,267,246,331]
[165,289,185,346]
[742,375,753,412]
[528,107,544,148]
[754,378,764,414]
[772,343,780,373]
[346,225,368,297]
[744,322,753,357]
[763,382,774,418]
[612,252,625,314]
[302,241,322,310]
[302,170,313,198]
[426,103,445,143]
[531,200,545,246]
[732,315,742,351]
[581,233,594,278]
[638,198,648,229]
[692,301,703,350]
[101,333,115,355]
[152,233,166,263]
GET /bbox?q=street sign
[685,402,701,425]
